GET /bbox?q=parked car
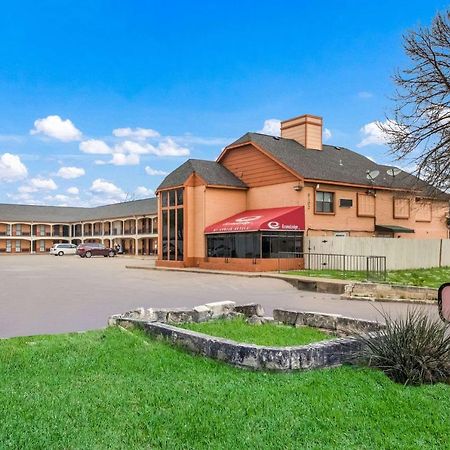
[49,243,77,256]
[76,243,116,258]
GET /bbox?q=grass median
[179,316,332,346]
[284,266,450,288]
[1,327,449,449]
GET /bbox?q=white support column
[135,217,139,256]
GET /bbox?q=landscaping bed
[0,327,449,449]
[179,316,334,346]
[111,303,380,371]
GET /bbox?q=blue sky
[0,0,447,206]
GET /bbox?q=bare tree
[380,10,450,192]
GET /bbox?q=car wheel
[108,251,115,257]
[85,251,92,258]
[58,251,64,256]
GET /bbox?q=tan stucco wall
[186,186,247,259]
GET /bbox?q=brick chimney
[280,114,323,150]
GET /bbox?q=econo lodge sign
[204,206,305,234]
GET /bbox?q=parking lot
[0,255,436,338]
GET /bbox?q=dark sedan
[76,243,116,258]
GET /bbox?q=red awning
[204,206,305,234]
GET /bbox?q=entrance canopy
[375,224,415,234]
[204,206,305,234]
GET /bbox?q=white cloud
[116,140,150,155]
[323,128,332,141]
[95,138,190,165]
[90,178,126,202]
[357,119,396,147]
[43,193,82,207]
[19,177,58,193]
[30,115,82,142]
[259,118,281,136]
[155,138,189,156]
[112,127,160,140]
[67,186,79,195]
[0,153,28,182]
[135,186,155,198]
[79,139,112,154]
[145,166,169,176]
[358,91,374,99]
[56,166,85,179]
[7,192,43,205]
[109,152,140,166]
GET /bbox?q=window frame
[314,190,335,215]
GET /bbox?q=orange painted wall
[185,185,247,260]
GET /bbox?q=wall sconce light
[316,184,320,190]
[293,184,303,191]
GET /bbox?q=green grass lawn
[1,328,449,449]
[180,316,332,346]
[284,266,450,288]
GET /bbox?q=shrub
[358,309,450,385]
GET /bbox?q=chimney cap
[280,113,323,125]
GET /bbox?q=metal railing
[278,252,387,281]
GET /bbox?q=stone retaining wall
[114,318,366,371]
[109,303,380,372]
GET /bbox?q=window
[161,191,168,208]
[15,240,21,253]
[40,225,46,236]
[316,191,334,213]
[357,193,375,217]
[15,224,22,236]
[393,198,410,219]
[6,240,11,253]
[206,232,303,259]
[39,240,45,252]
[161,188,184,261]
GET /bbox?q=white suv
[49,243,77,256]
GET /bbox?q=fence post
[366,257,369,281]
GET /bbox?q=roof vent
[273,136,280,140]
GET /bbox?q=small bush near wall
[358,309,450,385]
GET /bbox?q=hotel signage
[204,206,305,234]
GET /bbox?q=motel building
[156,113,449,272]
[0,198,157,255]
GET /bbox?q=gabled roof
[0,198,157,223]
[157,159,247,190]
[228,132,447,197]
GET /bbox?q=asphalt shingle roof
[230,132,446,197]
[157,159,247,190]
[0,198,157,223]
